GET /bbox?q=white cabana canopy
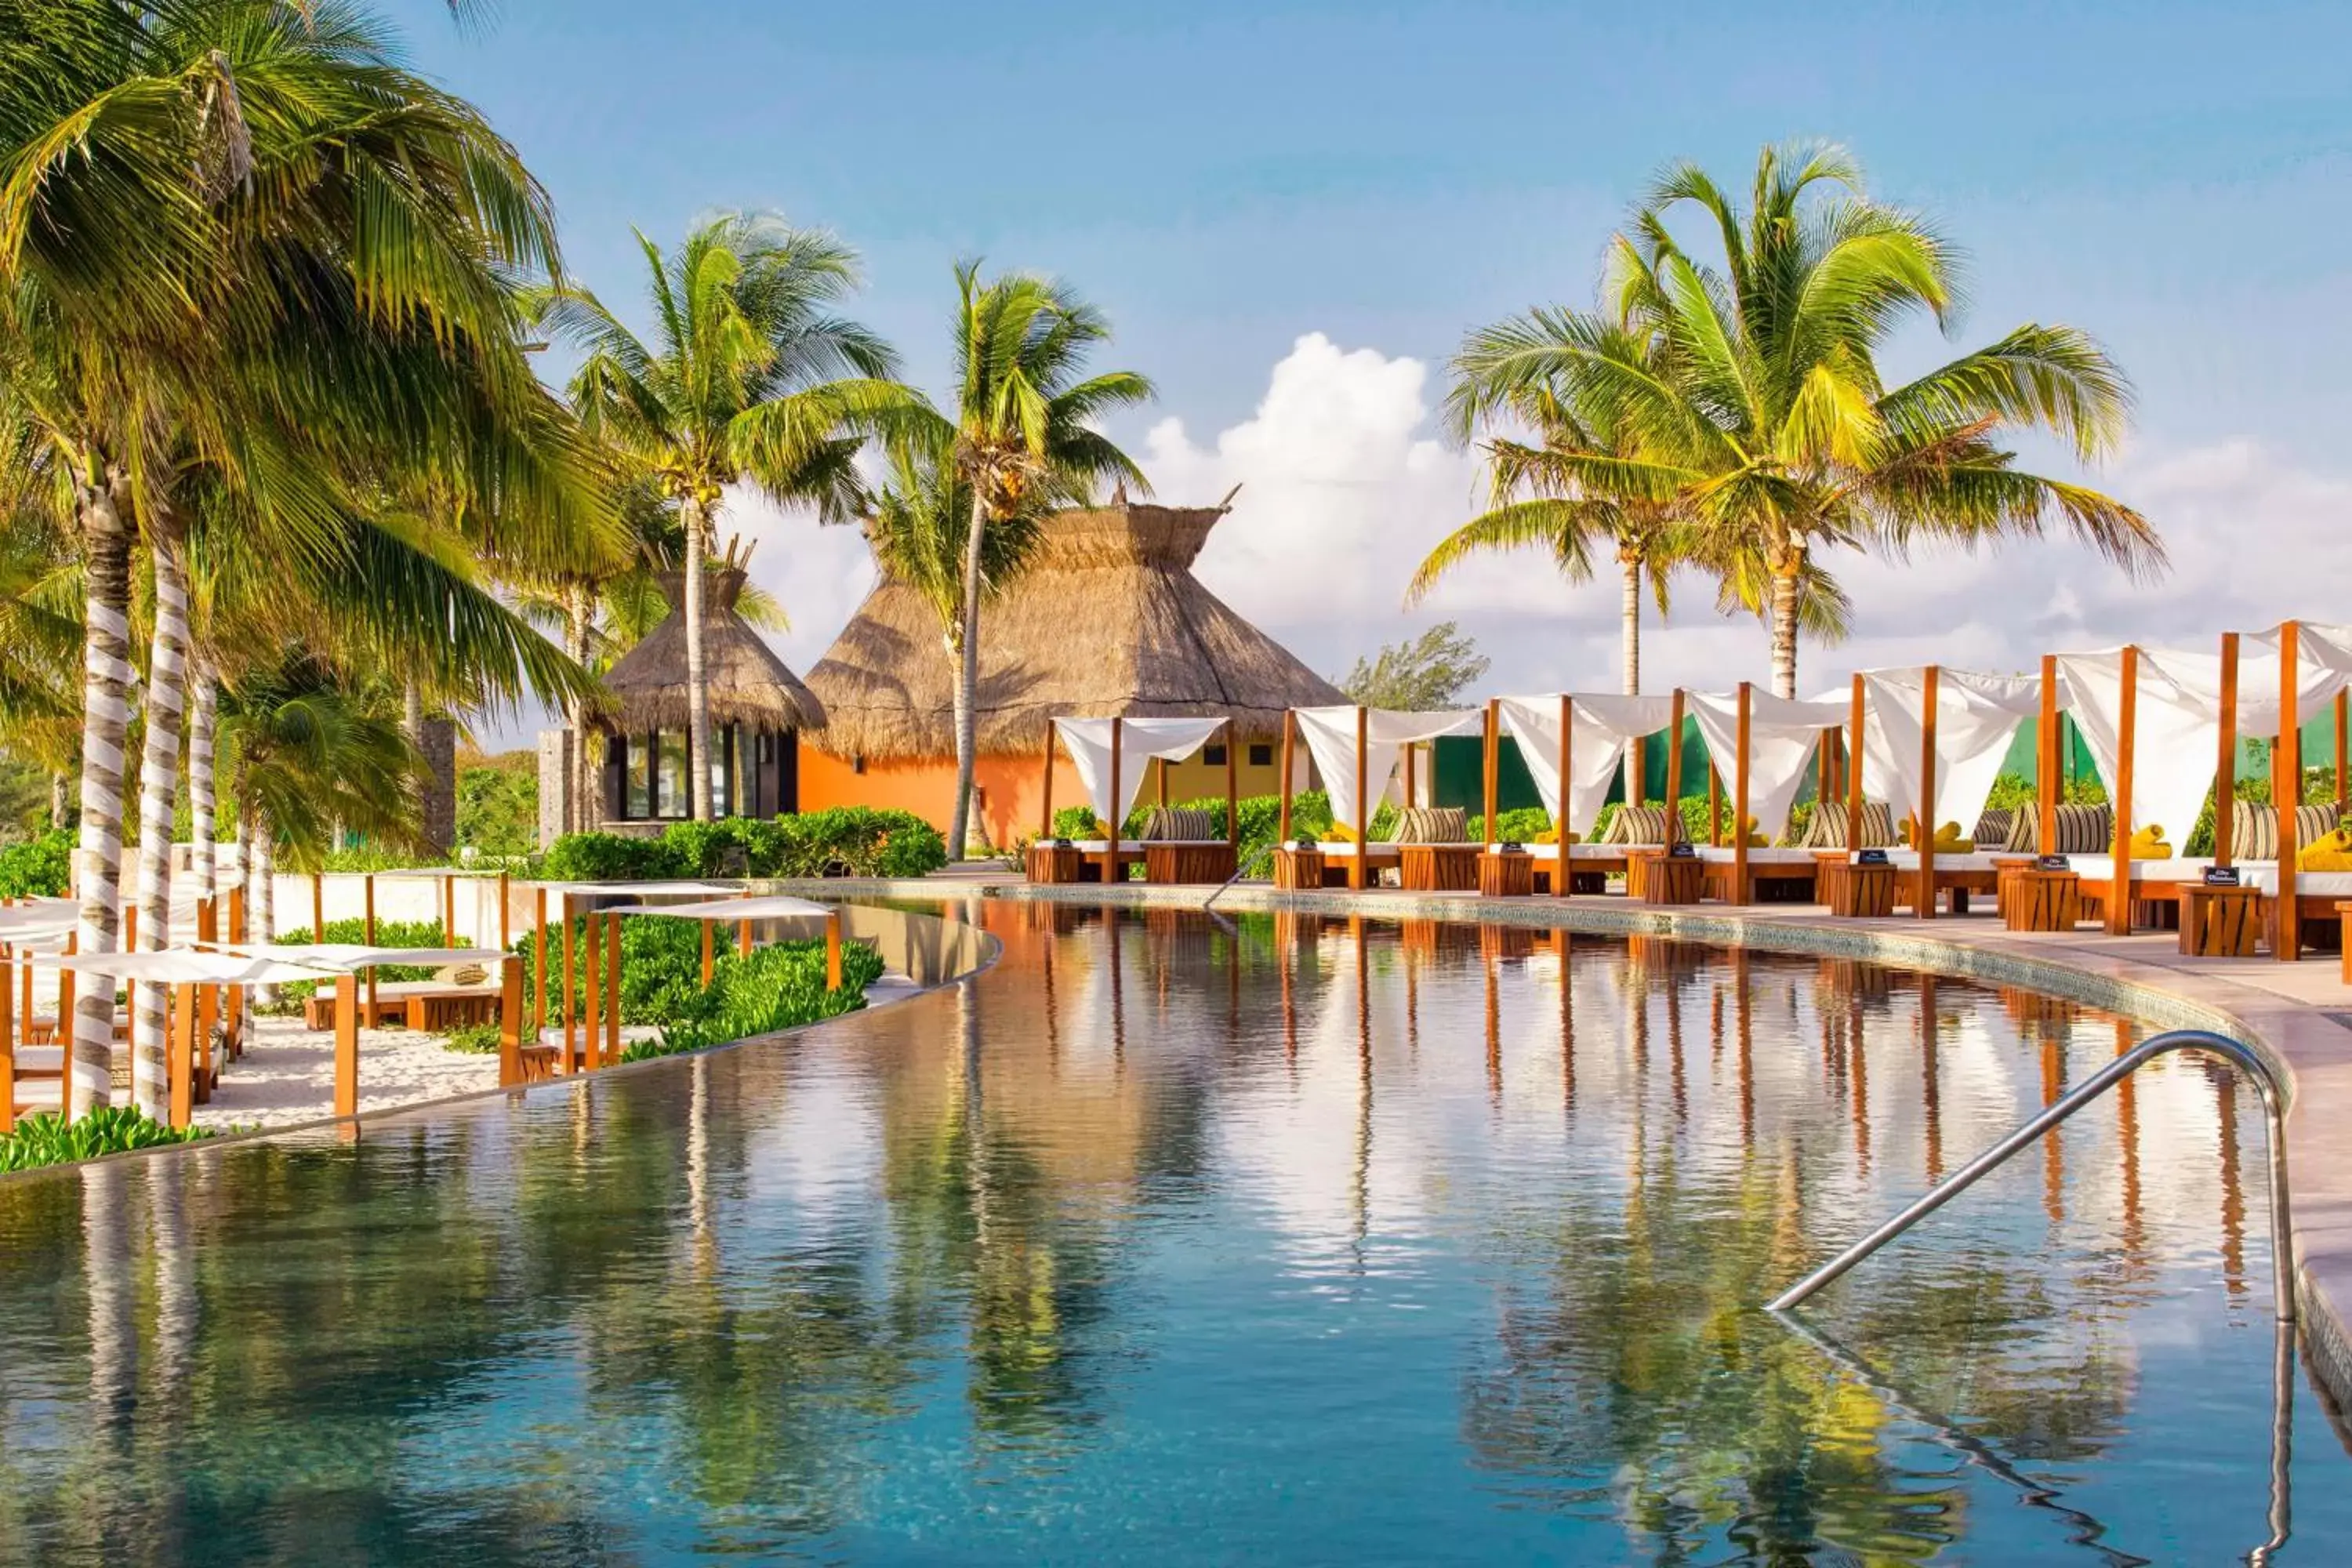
[227,942,511,971]
[0,900,78,942]
[602,895,835,922]
[1859,669,2038,832]
[31,949,340,985]
[1053,717,1227,830]
[1496,694,1679,836]
[543,880,748,898]
[1292,706,1483,831]
[1686,691,1846,838]
[2056,649,2225,848]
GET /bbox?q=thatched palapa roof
[599,568,825,734]
[805,503,1343,762]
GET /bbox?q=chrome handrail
[1769,1029,2295,1323]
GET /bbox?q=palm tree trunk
[947,489,989,861]
[129,509,191,1118]
[403,680,427,844]
[567,586,594,834]
[1620,554,1642,696]
[70,472,132,1117]
[1769,560,1801,702]
[683,499,713,822]
[187,668,216,909]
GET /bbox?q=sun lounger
[1693,845,1822,903]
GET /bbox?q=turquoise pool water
[0,904,2339,1564]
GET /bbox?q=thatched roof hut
[600,568,825,734]
[804,503,1341,761]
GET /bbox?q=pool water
[0,904,2340,1564]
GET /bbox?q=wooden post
[1665,690,1686,843]
[1354,706,1370,891]
[2107,646,2138,936]
[498,957,522,1087]
[1482,699,1500,843]
[56,935,74,1080]
[604,914,622,1065]
[1225,720,1240,848]
[195,897,218,1098]
[1918,665,1940,920]
[169,983,194,1130]
[1708,768,1722,848]
[1556,695,1573,898]
[2216,632,2239,866]
[560,895,576,1073]
[1733,683,1753,904]
[363,873,377,1032]
[532,888,548,1044]
[311,872,325,942]
[2278,621,2304,960]
[1848,673,1866,846]
[825,910,844,991]
[1403,742,1417,811]
[441,873,456,946]
[1157,752,1170,810]
[1105,717,1123,886]
[739,887,753,958]
[2337,688,2349,819]
[221,890,241,1055]
[1040,722,1057,837]
[1277,710,1296,845]
[701,920,715,987]
[498,870,510,950]
[333,974,358,1119]
[581,902,599,1070]
[2038,655,2060,856]
[1629,732,1646,811]
[0,943,13,1132]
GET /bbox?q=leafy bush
[456,753,539,858]
[439,1022,503,1055]
[0,1107,209,1173]
[263,918,448,1007]
[626,937,884,1062]
[540,832,687,883]
[540,808,948,887]
[0,829,73,898]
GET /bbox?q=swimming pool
[0,903,2337,1563]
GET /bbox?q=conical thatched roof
[600,568,825,734]
[805,503,1342,761]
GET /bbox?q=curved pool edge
[782,873,2352,1418]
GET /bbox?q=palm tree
[1419,326,1688,698]
[534,214,905,822]
[935,263,1154,859]
[1462,141,2163,699]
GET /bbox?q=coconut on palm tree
[927,262,1155,860]
[534,214,907,822]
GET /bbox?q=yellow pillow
[1736,817,1768,848]
[2129,824,2171,861]
[1532,827,1558,845]
[2297,826,2352,871]
[1327,821,1356,844]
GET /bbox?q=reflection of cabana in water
[1852,666,2041,917]
[1487,693,1680,895]
[1279,705,1483,891]
[1027,717,1238,885]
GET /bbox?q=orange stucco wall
[797,741,1289,850]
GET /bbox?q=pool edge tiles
[779,872,2352,1433]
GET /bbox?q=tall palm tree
[1419,327,1687,698]
[935,263,1154,859]
[1461,142,2163,699]
[534,214,905,822]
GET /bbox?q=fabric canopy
[1686,691,1847,838]
[604,896,835,921]
[1054,717,1226,830]
[2230,623,2352,735]
[2056,649,2225,848]
[33,949,339,985]
[545,880,747,898]
[1496,694,1679,835]
[1292,706,1483,830]
[1859,670,2038,832]
[0,900,78,942]
[230,942,511,971]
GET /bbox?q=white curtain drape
[1496,694,1679,837]
[1859,670,2038,833]
[1686,691,1847,838]
[2229,624,2352,735]
[1291,706,1483,830]
[1054,717,1228,829]
[2055,650,2226,847]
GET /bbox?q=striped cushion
[1798,800,1896,850]
[1392,805,1468,844]
[1140,806,1218,842]
[1973,808,2013,848]
[2003,809,2039,853]
[2053,802,2112,854]
[1599,804,1672,846]
[2232,800,2342,861]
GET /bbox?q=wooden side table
[1272,847,1326,891]
[1991,857,2037,918]
[1025,844,1083,884]
[1478,850,1535,898]
[1821,858,1897,918]
[2180,883,2262,957]
[1400,844,1480,892]
[1627,849,1701,905]
[2005,869,2082,932]
[1145,842,1238,884]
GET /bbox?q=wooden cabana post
[195,898,218,1094]
[560,894,576,1073]
[1277,710,1296,845]
[1225,719,1239,850]
[1403,741,1417,811]
[1708,768,1722,848]
[2216,632,2239,866]
[498,871,511,950]
[1,942,14,1132]
[1157,751,1170,810]
[498,957,522,1087]
[441,873,456,946]
[1353,706,1370,892]
[2038,655,2060,856]
[701,920,716,987]
[1917,664,1940,920]
[333,972,359,1118]
[1733,682,1753,904]
[1556,695,1573,898]
[362,873,377,1032]
[169,983,194,1130]
[1039,724,1057,837]
[825,910,844,991]
[2337,688,2349,819]
[532,889,549,1048]
[739,886,753,958]
[582,901,601,1070]
[604,914,622,1065]
[1665,691,1686,842]
[1482,699,1500,842]
[311,873,325,943]
[2278,620,2303,960]
[2106,644,2140,937]
[1105,717,1124,885]
[1847,673,1866,844]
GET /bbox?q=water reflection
[0,906,2338,1563]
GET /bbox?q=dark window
[1248,744,1274,768]
[852,756,867,776]
[1203,743,1228,766]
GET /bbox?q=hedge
[0,1107,208,1173]
[541,808,947,884]
[0,829,72,898]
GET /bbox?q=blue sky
[411,1,2352,738]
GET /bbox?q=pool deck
[815,864,2352,1417]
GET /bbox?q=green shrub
[0,829,73,898]
[540,832,687,883]
[627,937,884,1062]
[439,1022,503,1055]
[0,1107,208,1173]
[541,809,948,886]
[267,918,447,1005]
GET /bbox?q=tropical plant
[1454,141,2161,699]
[928,262,1156,859]
[1338,621,1490,710]
[534,212,906,821]
[0,1106,209,1173]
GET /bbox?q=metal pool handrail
[1769,1029,2295,1323]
